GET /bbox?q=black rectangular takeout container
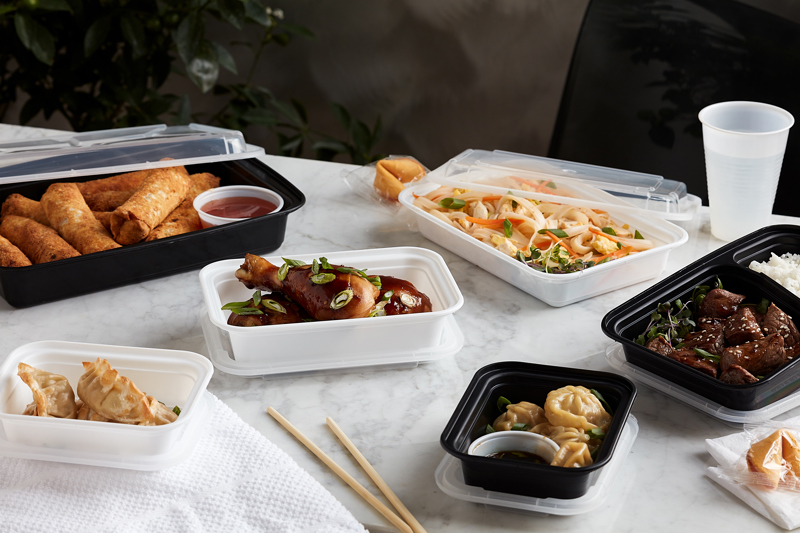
[440,361,636,500]
[0,157,304,307]
[602,225,800,412]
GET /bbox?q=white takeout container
[0,341,214,458]
[399,149,691,307]
[199,247,464,364]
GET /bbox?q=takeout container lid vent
[430,149,700,221]
[0,123,264,185]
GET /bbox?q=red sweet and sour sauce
[201,196,278,219]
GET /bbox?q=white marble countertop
[1,123,798,532]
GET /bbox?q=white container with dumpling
[399,149,696,307]
[0,340,213,468]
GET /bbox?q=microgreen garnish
[497,396,511,411]
[538,228,568,238]
[282,258,306,267]
[634,230,644,239]
[438,197,466,210]
[511,423,530,431]
[172,405,181,416]
[601,227,617,236]
[382,290,394,301]
[262,299,287,314]
[312,259,320,275]
[590,389,614,415]
[587,428,606,439]
[693,347,720,362]
[310,273,336,284]
[634,299,695,346]
[330,289,354,309]
[503,218,512,238]
[485,424,496,434]
[278,263,289,281]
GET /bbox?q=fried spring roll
[0,215,80,264]
[74,169,153,197]
[145,172,221,241]
[110,166,192,245]
[41,183,121,255]
[83,189,136,212]
[0,234,32,267]
[92,211,113,232]
[1,194,50,227]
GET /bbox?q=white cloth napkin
[0,394,367,533]
[705,417,800,530]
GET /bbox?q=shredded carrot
[481,195,503,201]
[595,246,634,263]
[545,230,577,257]
[412,193,420,199]
[536,180,553,193]
[534,240,551,250]
[589,227,622,243]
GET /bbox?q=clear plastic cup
[699,101,794,242]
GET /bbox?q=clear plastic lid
[430,149,700,221]
[0,123,264,184]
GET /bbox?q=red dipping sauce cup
[193,185,284,228]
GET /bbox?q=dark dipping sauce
[486,450,548,464]
[202,196,277,219]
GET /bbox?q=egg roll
[145,172,221,241]
[41,183,121,255]
[1,193,50,227]
[0,215,80,264]
[75,169,152,197]
[92,211,113,232]
[110,166,192,245]
[83,189,136,212]
[0,234,32,267]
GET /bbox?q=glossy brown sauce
[202,196,277,219]
[486,450,548,463]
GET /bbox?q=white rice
[749,252,800,296]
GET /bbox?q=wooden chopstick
[326,417,428,533]
[267,407,412,533]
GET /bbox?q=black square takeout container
[602,225,800,411]
[0,125,305,307]
[440,361,636,500]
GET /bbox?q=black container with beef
[0,126,305,307]
[440,361,636,499]
[602,225,800,411]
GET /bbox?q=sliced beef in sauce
[720,333,786,376]
[682,326,726,356]
[723,307,765,346]
[719,364,759,385]
[698,289,746,319]
[762,303,800,352]
[667,349,719,378]
[645,336,674,357]
[698,316,725,331]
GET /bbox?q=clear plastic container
[199,247,464,364]
[435,415,639,515]
[0,341,214,459]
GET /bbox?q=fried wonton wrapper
[83,189,136,212]
[373,157,427,201]
[145,172,220,241]
[75,168,153,197]
[41,182,121,254]
[141,395,179,426]
[0,234,32,267]
[1,193,50,226]
[110,166,192,245]
[18,363,79,419]
[77,358,154,425]
[0,215,80,264]
[75,399,114,422]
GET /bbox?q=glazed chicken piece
[227,292,310,327]
[723,307,764,346]
[719,364,759,385]
[720,333,786,376]
[235,254,379,320]
[666,349,718,378]
[378,276,433,316]
[698,288,746,319]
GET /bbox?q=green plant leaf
[215,0,245,29]
[187,40,219,93]
[280,134,303,152]
[241,107,277,126]
[330,102,352,130]
[120,16,147,59]
[244,0,270,26]
[281,22,315,38]
[14,12,55,65]
[28,0,72,11]
[0,5,17,16]
[210,41,237,74]
[271,97,305,127]
[84,16,111,58]
[173,12,204,64]
[312,139,347,153]
[291,98,308,124]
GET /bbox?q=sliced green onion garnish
[330,289,354,309]
[511,423,530,431]
[503,218,512,238]
[368,301,387,317]
[282,258,306,267]
[368,275,381,289]
[485,424,496,434]
[172,405,181,416]
[616,241,623,249]
[310,273,336,284]
[278,263,290,281]
[227,307,264,316]
[221,300,253,310]
[382,290,394,301]
[252,290,262,307]
[587,428,606,439]
[693,347,720,362]
[438,197,466,209]
[590,389,614,415]
[312,258,320,275]
[546,181,557,189]
[601,227,617,236]
[634,230,644,239]
[496,396,511,411]
[756,298,770,315]
[320,257,333,270]
[399,293,416,307]
[538,228,568,238]
[262,299,287,314]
